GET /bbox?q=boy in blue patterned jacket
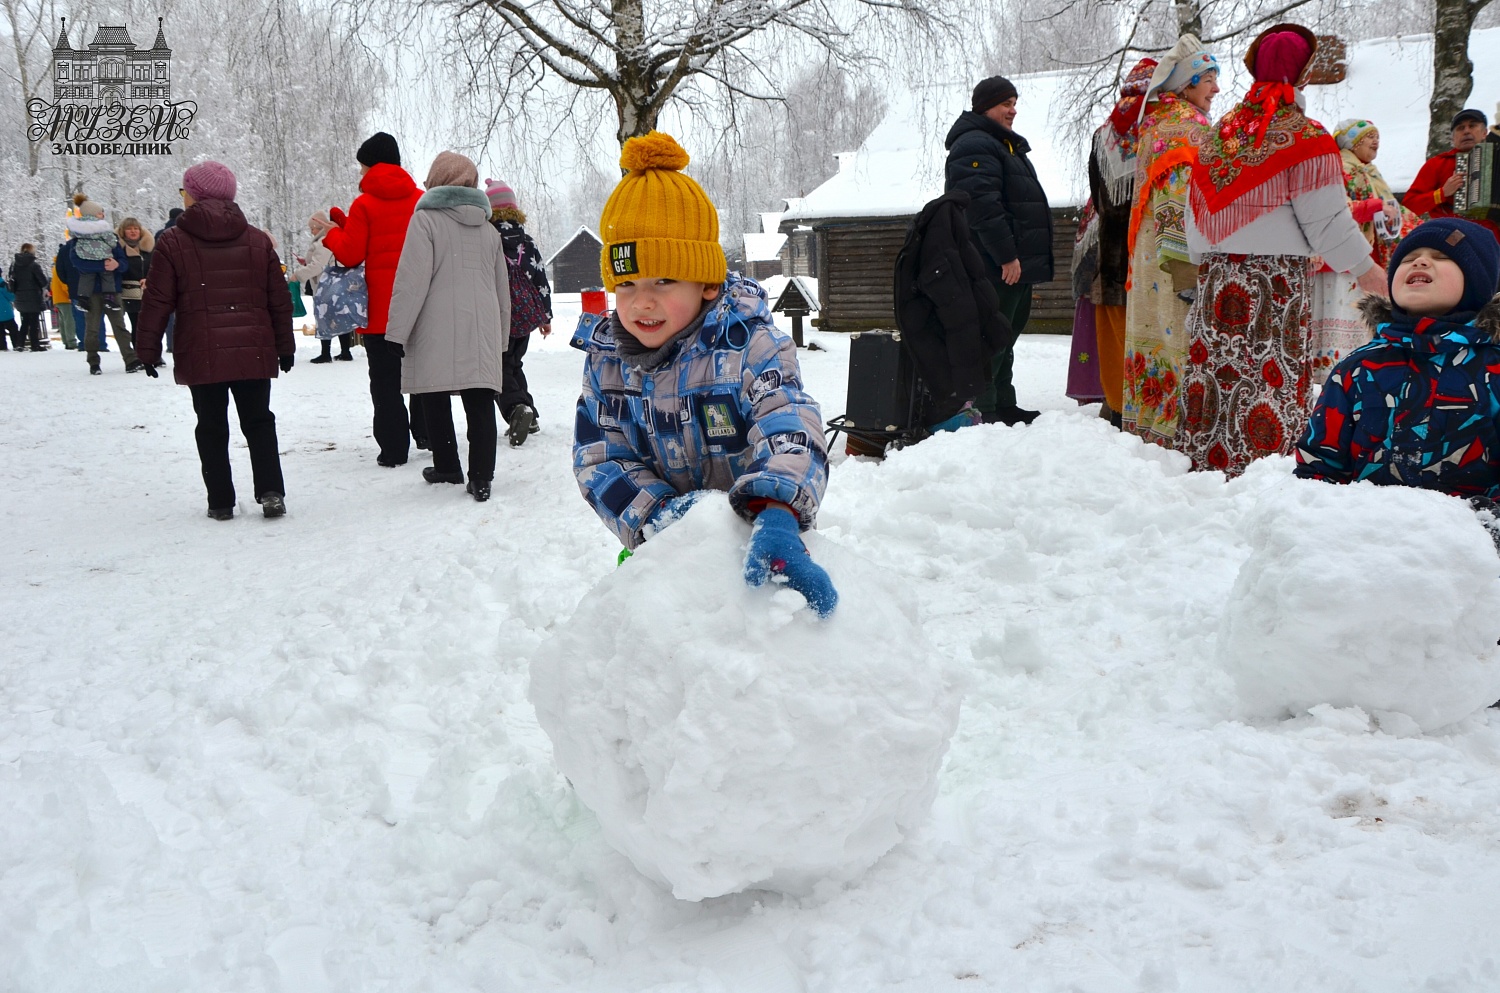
[572,132,836,616]
[1295,219,1500,504]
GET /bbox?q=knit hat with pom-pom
[597,131,725,292]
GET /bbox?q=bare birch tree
[1427,0,1495,154]
[427,0,948,147]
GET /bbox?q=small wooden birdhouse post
[772,277,820,348]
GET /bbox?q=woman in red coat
[134,161,296,520]
[310,132,425,467]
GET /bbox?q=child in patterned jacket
[1295,219,1500,516]
[572,131,837,616]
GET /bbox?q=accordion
[1453,142,1499,224]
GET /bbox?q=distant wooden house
[546,226,604,292]
[742,231,787,280]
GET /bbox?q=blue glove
[644,489,710,539]
[743,505,838,618]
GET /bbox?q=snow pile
[1219,480,1500,731]
[528,495,964,901]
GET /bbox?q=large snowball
[1219,480,1500,731]
[528,496,963,901]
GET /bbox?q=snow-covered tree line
[0,0,379,268]
[3,0,1495,272]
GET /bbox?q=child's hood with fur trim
[1359,292,1500,342]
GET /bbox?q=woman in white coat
[386,151,510,502]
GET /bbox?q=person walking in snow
[309,131,426,467]
[944,74,1053,426]
[291,220,353,363]
[484,177,552,446]
[64,196,142,374]
[7,244,51,351]
[386,152,510,503]
[574,131,837,617]
[134,161,296,521]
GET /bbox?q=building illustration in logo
[51,17,171,105]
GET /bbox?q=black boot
[422,466,464,485]
[466,479,492,502]
[258,492,286,518]
[506,405,537,447]
[310,340,333,363]
[335,333,353,360]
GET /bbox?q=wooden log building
[797,208,1080,335]
[545,226,605,293]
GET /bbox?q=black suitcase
[844,329,918,433]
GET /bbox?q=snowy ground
[5,300,1500,992]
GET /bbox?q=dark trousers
[122,299,142,345]
[83,293,136,369]
[363,334,414,462]
[19,312,44,349]
[0,320,18,349]
[976,282,1032,413]
[421,389,497,483]
[189,379,285,509]
[497,333,533,420]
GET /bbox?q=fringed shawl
[1093,57,1160,208]
[1188,81,1342,244]
[1128,94,1208,258]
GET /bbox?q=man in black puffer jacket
[945,75,1054,425]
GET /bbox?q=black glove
[279,353,295,373]
[388,342,405,359]
[142,362,159,378]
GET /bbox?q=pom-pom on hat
[357,131,401,168]
[1388,218,1500,316]
[182,160,237,202]
[485,177,519,211]
[597,131,726,292]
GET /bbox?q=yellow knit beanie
[598,132,726,292]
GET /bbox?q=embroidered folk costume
[1308,119,1412,381]
[1177,25,1376,477]
[1087,57,1158,417]
[1120,38,1216,445]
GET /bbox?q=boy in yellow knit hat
[572,131,837,616]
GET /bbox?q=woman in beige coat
[386,151,510,502]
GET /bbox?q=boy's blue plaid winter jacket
[572,273,829,549]
[1295,294,1500,498]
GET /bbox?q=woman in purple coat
[135,162,297,520]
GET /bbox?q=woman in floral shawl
[1120,36,1218,446]
[1087,56,1157,424]
[1307,119,1414,382]
[1176,25,1388,478]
